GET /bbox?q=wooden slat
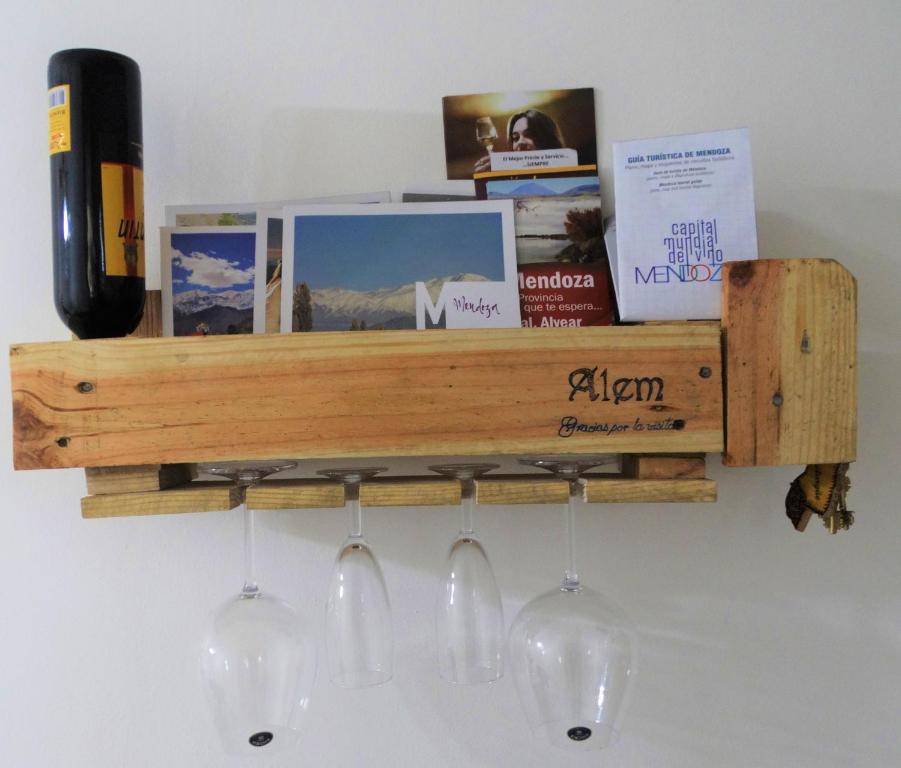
[85,463,196,495]
[80,473,717,517]
[585,477,716,503]
[722,259,857,466]
[621,453,706,480]
[81,482,241,519]
[477,475,716,505]
[246,480,344,510]
[476,476,570,505]
[362,477,460,507]
[10,325,723,470]
[246,478,461,509]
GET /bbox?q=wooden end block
[722,259,857,466]
[84,464,197,495]
[621,453,706,480]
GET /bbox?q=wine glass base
[535,720,619,752]
[217,723,303,756]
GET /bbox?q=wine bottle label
[101,163,145,278]
[48,85,71,154]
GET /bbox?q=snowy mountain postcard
[160,226,258,336]
[280,201,520,332]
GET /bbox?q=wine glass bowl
[202,591,317,755]
[320,467,393,688]
[509,455,635,751]
[508,583,634,751]
[430,463,504,685]
[199,460,318,756]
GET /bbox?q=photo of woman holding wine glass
[441,88,597,179]
[472,108,567,173]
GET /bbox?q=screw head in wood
[76,381,94,393]
[699,367,712,378]
[772,393,784,407]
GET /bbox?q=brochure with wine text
[280,201,520,332]
[612,128,758,320]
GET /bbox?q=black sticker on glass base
[249,731,273,747]
[567,726,592,741]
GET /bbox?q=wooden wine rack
[8,259,857,519]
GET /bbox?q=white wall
[1,2,899,766]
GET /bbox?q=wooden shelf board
[11,325,724,470]
[80,473,716,518]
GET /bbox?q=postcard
[163,191,391,226]
[442,88,597,180]
[473,164,598,201]
[612,127,758,320]
[485,175,600,200]
[160,226,258,337]
[280,201,520,332]
[165,192,392,332]
[402,180,476,202]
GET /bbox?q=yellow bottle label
[101,163,145,278]
[48,85,71,154]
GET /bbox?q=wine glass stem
[564,480,581,589]
[241,502,259,595]
[460,478,475,535]
[347,482,363,538]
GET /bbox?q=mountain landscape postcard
[486,176,600,199]
[160,226,258,336]
[280,201,520,332]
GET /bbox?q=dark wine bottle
[48,49,145,339]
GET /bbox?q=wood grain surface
[11,325,723,469]
[722,259,857,466]
[80,473,717,518]
[81,482,241,519]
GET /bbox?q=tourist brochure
[280,201,520,332]
[612,127,758,320]
[471,165,616,327]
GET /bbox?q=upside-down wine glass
[430,463,504,684]
[199,461,317,757]
[509,455,635,752]
[320,467,393,688]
